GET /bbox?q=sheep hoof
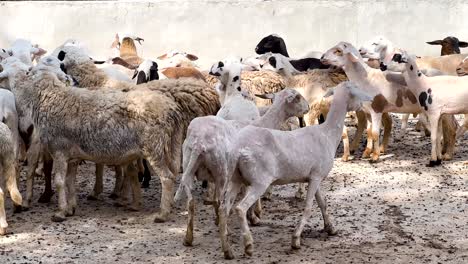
[153,212,169,223]
[224,249,235,260]
[51,213,67,222]
[325,225,337,236]
[244,243,253,256]
[341,155,350,162]
[127,204,140,212]
[291,236,301,249]
[349,149,356,155]
[109,193,119,199]
[183,238,193,247]
[427,159,442,167]
[362,149,372,159]
[248,215,261,226]
[87,195,98,201]
[13,205,23,214]
[66,207,76,217]
[141,181,150,188]
[38,191,54,203]
[0,227,7,236]
[442,154,452,161]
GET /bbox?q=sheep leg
[350,110,366,154]
[362,119,373,159]
[24,135,41,208]
[127,163,142,211]
[184,198,195,246]
[203,181,215,205]
[456,115,468,138]
[4,157,22,213]
[65,160,78,216]
[146,159,175,223]
[369,113,382,163]
[51,153,69,222]
[380,113,392,153]
[0,187,6,235]
[87,164,103,200]
[218,179,242,260]
[115,171,131,207]
[314,187,336,235]
[341,126,350,161]
[110,165,123,199]
[295,183,305,199]
[38,155,54,203]
[137,158,144,182]
[441,115,457,160]
[236,184,269,257]
[427,114,442,167]
[399,114,410,137]
[141,159,151,188]
[292,178,321,249]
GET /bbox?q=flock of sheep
[0,33,467,259]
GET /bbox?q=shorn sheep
[455,56,468,137]
[0,55,219,222]
[426,36,468,56]
[175,88,309,249]
[217,81,372,259]
[384,51,468,166]
[0,121,23,235]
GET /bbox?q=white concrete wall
[1,0,468,68]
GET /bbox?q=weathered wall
[1,0,468,68]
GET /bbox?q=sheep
[1,39,47,65]
[203,69,286,107]
[321,42,457,162]
[217,81,372,259]
[209,61,260,121]
[360,36,460,158]
[455,58,468,138]
[0,55,220,222]
[0,89,20,160]
[157,50,199,69]
[427,36,468,56]
[384,51,468,166]
[263,53,373,161]
[255,34,326,71]
[111,34,145,65]
[0,121,23,235]
[175,88,309,248]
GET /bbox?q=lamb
[455,57,468,137]
[1,38,47,65]
[321,42,458,162]
[175,88,309,248]
[384,51,468,166]
[0,55,220,222]
[360,36,460,157]
[255,35,327,71]
[110,34,145,65]
[217,81,372,259]
[157,50,199,69]
[0,89,20,160]
[427,36,468,56]
[209,61,260,121]
[263,53,372,161]
[0,121,23,235]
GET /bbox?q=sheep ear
[255,93,275,100]
[157,53,168,60]
[346,52,359,63]
[31,47,47,56]
[323,88,334,98]
[459,41,468,48]
[134,37,144,45]
[385,72,407,86]
[92,59,106,64]
[185,54,198,61]
[426,40,443,45]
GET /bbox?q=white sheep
[1,39,47,65]
[217,81,372,259]
[0,55,219,222]
[209,61,260,121]
[384,51,468,166]
[0,121,23,235]
[175,88,309,247]
[321,42,459,162]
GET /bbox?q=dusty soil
[0,114,467,264]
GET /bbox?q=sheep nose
[320,55,325,60]
[359,49,366,55]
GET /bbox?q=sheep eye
[334,49,343,56]
[372,43,378,45]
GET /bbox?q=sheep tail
[174,148,202,202]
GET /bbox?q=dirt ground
[0,115,467,264]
